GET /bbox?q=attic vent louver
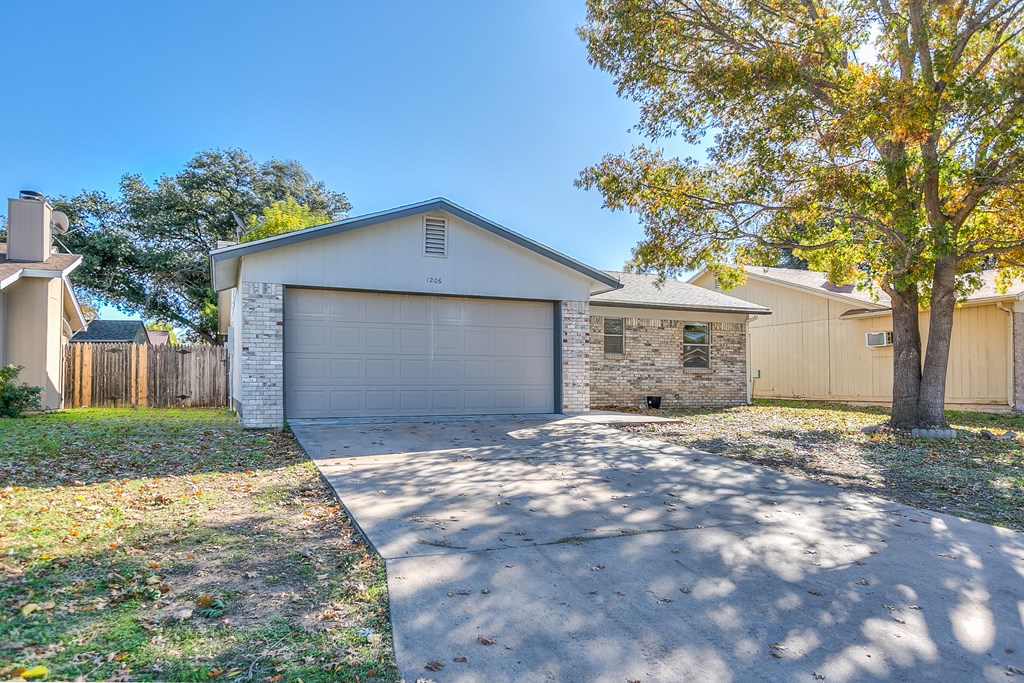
[424,216,447,257]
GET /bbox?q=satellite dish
[51,210,70,235]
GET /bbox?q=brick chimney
[6,191,53,262]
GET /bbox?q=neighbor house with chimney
[0,191,86,409]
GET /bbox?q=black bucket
[646,396,662,409]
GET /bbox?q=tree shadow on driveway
[295,416,1024,682]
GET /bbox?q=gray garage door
[284,288,555,418]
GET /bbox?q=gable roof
[593,271,771,315]
[71,320,148,343]
[0,243,86,330]
[0,243,82,290]
[209,198,622,292]
[731,266,1024,308]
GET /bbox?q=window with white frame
[603,318,625,354]
[682,323,710,368]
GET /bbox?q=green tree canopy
[578,0,1024,428]
[242,198,333,243]
[56,149,350,343]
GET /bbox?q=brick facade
[561,300,590,413]
[589,315,748,409]
[239,282,284,428]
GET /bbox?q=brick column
[561,300,590,413]
[239,282,284,429]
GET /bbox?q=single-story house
[210,199,770,428]
[70,319,150,344]
[690,265,1024,411]
[0,193,86,409]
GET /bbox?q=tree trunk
[888,283,924,430]
[918,257,958,427]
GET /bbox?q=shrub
[0,364,42,417]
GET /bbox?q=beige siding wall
[4,277,65,410]
[692,272,1011,406]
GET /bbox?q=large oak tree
[54,149,350,343]
[578,0,1024,429]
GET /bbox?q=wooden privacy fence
[65,343,229,408]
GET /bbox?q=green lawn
[0,409,396,682]
[623,399,1024,531]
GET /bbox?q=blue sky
[1,1,699,321]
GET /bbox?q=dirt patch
[617,400,1024,531]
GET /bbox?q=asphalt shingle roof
[593,271,771,314]
[0,243,82,286]
[743,266,1024,307]
[71,320,148,343]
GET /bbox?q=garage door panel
[524,389,552,411]
[399,390,430,411]
[330,326,363,351]
[365,390,397,411]
[433,390,461,410]
[465,330,492,351]
[434,300,463,323]
[464,390,494,411]
[400,359,430,381]
[366,296,400,322]
[329,390,362,412]
[432,329,462,353]
[464,360,493,381]
[494,389,522,411]
[366,359,397,380]
[525,360,552,382]
[400,297,431,323]
[400,328,429,350]
[285,289,554,418]
[288,322,329,352]
[433,360,462,381]
[495,360,523,381]
[523,331,551,355]
[329,294,364,319]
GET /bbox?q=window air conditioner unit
[865,331,893,347]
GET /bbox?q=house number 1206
[427,277,442,284]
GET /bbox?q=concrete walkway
[293,415,1024,682]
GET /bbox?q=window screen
[682,323,710,368]
[603,318,624,354]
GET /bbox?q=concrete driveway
[292,415,1024,682]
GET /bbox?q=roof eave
[741,269,890,309]
[590,300,771,315]
[62,277,86,330]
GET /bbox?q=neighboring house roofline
[70,319,149,343]
[838,293,1024,319]
[209,198,623,293]
[688,267,890,310]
